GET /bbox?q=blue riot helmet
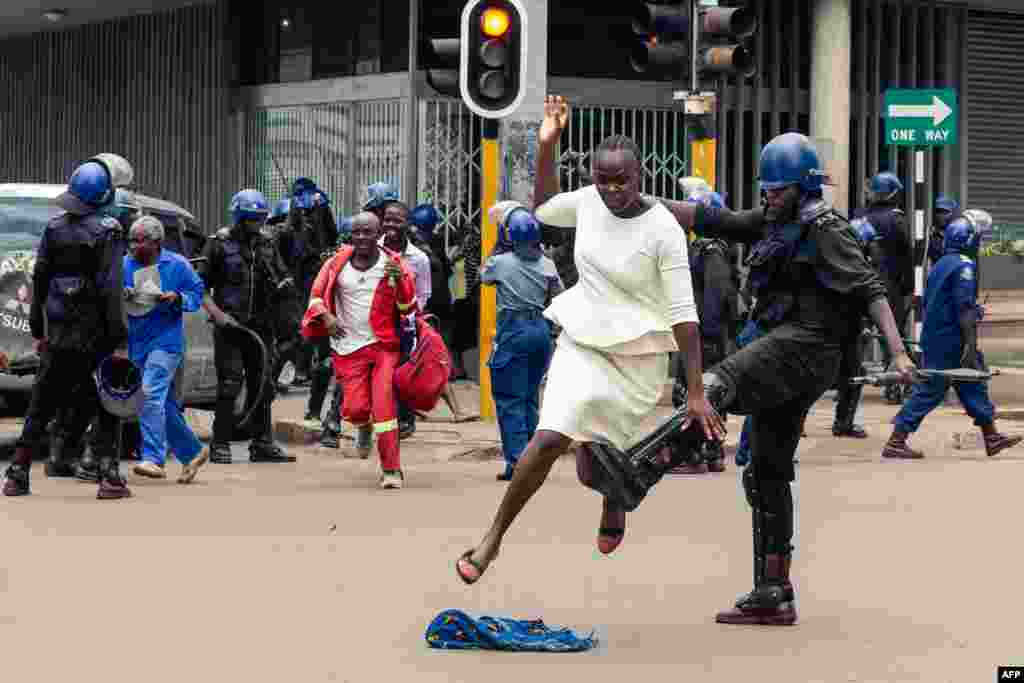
[409,203,440,236]
[851,217,878,245]
[868,172,903,202]
[230,189,270,226]
[94,354,143,419]
[57,161,115,215]
[292,177,330,210]
[364,182,399,211]
[337,215,353,239]
[269,199,291,224]
[935,194,959,213]
[943,217,980,255]
[505,208,541,243]
[758,133,827,195]
[686,190,725,209]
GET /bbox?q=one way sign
[884,88,958,147]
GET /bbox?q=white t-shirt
[331,255,388,356]
[535,185,697,354]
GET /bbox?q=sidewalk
[264,378,1024,466]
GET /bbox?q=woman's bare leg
[458,429,572,579]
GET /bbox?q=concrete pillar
[810,0,851,213]
[500,0,547,207]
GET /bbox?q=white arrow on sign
[887,96,953,126]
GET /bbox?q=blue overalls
[481,248,560,472]
[893,252,994,432]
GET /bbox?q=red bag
[394,317,451,412]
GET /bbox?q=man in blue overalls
[883,217,1021,459]
[481,202,564,481]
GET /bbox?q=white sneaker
[133,461,166,479]
[379,470,403,490]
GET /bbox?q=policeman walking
[3,154,135,498]
[671,189,737,474]
[665,133,914,625]
[481,201,563,481]
[883,216,1021,459]
[929,194,960,266]
[858,173,914,404]
[198,189,294,465]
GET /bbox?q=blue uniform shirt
[123,249,205,364]
[920,252,977,367]
[479,249,563,315]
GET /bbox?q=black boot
[715,554,797,625]
[45,433,78,478]
[832,383,867,438]
[249,440,295,463]
[209,442,233,465]
[74,445,99,482]
[3,454,31,497]
[96,457,131,500]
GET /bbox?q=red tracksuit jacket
[301,245,417,351]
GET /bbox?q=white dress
[534,186,697,451]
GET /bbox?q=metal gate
[242,99,408,212]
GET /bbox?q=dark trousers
[17,349,117,463]
[212,325,276,445]
[307,336,334,418]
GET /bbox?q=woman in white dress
[456,96,725,585]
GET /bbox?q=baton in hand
[850,368,1000,386]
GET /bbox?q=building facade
[0,0,1021,234]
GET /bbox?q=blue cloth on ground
[425,609,597,652]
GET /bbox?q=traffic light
[695,5,757,80]
[630,1,691,77]
[424,37,462,99]
[422,0,528,119]
[461,0,527,118]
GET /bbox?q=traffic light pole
[478,118,501,421]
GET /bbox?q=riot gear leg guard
[45,431,78,478]
[716,465,796,626]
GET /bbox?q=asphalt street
[1,382,1022,682]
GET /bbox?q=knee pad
[702,371,735,415]
[217,377,244,401]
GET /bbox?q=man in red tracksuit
[302,212,418,489]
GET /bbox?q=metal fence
[242,99,408,213]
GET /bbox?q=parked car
[0,183,252,426]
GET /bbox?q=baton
[224,322,271,430]
[850,368,1000,386]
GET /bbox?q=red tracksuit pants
[333,343,401,471]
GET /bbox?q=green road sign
[884,88,957,146]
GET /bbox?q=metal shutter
[967,11,1024,228]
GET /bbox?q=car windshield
[0,196,60,254]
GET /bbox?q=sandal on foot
[597,502,626,555]
[456,549,487,585]
[597,527,625,555]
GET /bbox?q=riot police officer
[664,133,914,625]
[3,154,134,498]
[929,194,960,266]
[829,218,881,439]
[198,189,294,464]
[671,189,737,474]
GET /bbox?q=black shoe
[832,423,869,438]
[884,385,903,405]
[45,457,77,478]
[399,421,415,441]
[3,463,30,496]
[74,458,99,482]
[209,443,233,465]
[319,430,340,449]
[249,443,296,463]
